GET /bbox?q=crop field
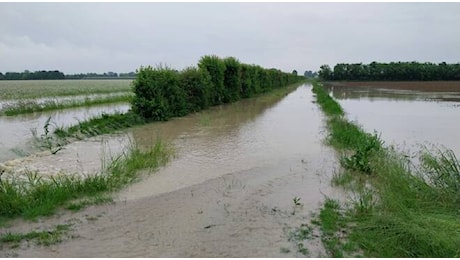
[0,79,133,100]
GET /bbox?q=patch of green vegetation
[0,139,172,220]
[55,111,146,139]
[311,82,344,117]
[312,81,460,257]
[66,196,113,211]
[0,224,71,248]
[286,223,313,256]
[2,93,132,116]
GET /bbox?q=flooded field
[324,82,460,155]
[0,79,133,162]
[0,102,130,162]
[0,84,342,257]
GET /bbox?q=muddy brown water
[0,103,130,163]
[0,84,342,257]
[325,83,460,155]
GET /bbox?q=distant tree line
[132,55,304,121]
[0,70,65,80]
[0,70,137,80]
[318,62,460,81]
[304,70,318,78]
[65,72,137,79]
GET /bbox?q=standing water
[0,103,129,162]
[325,84,460,155]
[1,84,342,257]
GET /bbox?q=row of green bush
[132,55,304,121]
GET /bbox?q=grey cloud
[0,2,459,74]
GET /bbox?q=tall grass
[311,81,460,257]
[0,139,171,220]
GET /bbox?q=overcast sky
[1,2,460,74]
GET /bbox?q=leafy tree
[318,65,333,80]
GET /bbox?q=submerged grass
[0,139,172,220]
[311,81,460,257]
[55,111,146,139]
[2,93,133,116]
[0,224,71,248]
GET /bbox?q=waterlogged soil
[324,81,460,155]
[0,84,342,257]
[0,103,130,163]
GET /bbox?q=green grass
[55,111,146,139]
[0,224,71,248]
[0,139,172,220]
[311,81,460,257]
[2,93,133,116]
[0,79,132,100]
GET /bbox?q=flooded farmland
[0,102,130,162]
[2,80,460,257]
[324,82,460,155]
[0,83,342,257]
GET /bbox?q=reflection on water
[326,84,460,102]
[121,84,336,200]
[324,84,460,155]
[0,103,129,162]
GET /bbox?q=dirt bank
[325,81,460,92]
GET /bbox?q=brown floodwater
[0,84,342,257]
[0,103,130,162]
[324,83,460,155]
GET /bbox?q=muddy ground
[0,151,340,257]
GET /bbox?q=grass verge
[0,138,172,221]
[311,81,460,257]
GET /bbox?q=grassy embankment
[310,81,460,257]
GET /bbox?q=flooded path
[0,84,341,257]
[0,103,129,162]
[325,84,460,155]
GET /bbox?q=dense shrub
[223,57,242,103]
[132,55,304,121]
[132,66,187,121]
[240,64,254,98]
[198,55,226,105]
[180,67,212,112]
